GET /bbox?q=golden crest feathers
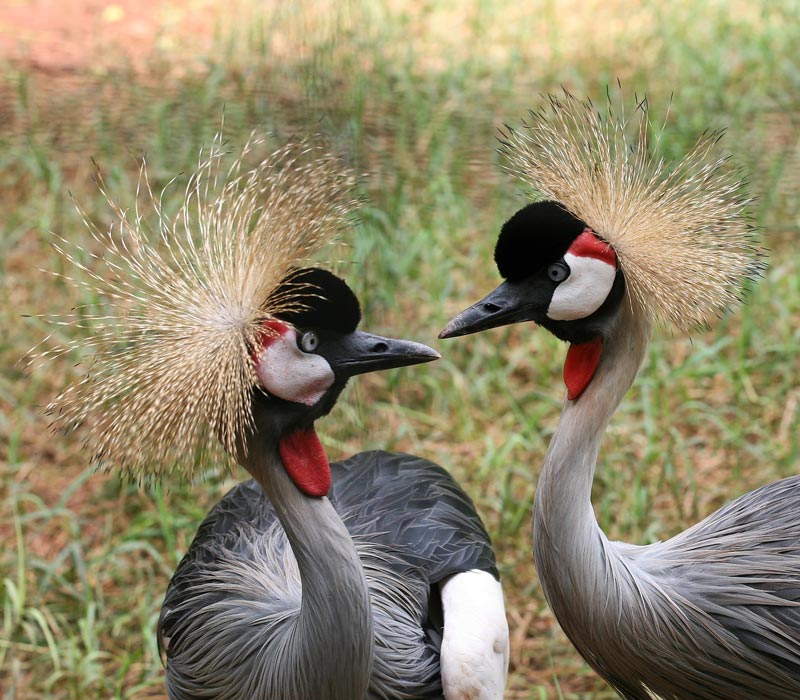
[40,132,358,480]
[499,88,764,330]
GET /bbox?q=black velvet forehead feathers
[271,267,362,333]
[494,201,586,281]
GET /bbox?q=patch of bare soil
[0,0,218,75]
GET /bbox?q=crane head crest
[497,87,764,330]
[37,133,359,481]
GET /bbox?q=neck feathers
[241,430,374,699]
[534,299,651,640]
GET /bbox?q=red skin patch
[257,320,331,496]
[561,229,612,398]
[279,428,331,497]
[252,318,290,361]
[564,337,603,400]
[568,228,617,266]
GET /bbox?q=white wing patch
[547,252,616,321]
[439,569,509,700]
[254,328,334,406]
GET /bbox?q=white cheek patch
[547,252,617,321]
[254,329,335,406]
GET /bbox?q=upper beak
[329,331,440,377]
[439,280,539,338]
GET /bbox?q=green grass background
[2,0,799,697]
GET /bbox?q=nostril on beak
[483,302,501,313]
[371,341,389,353]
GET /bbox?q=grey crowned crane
[43,135,508,700]
[440,92,800,700]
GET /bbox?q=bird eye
[298,330,319,353]
[547,262,570,283]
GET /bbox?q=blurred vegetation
[1,0,799,698]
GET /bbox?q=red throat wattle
[563,337,603,400]
[279,429,331,497]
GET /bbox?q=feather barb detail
[498,88,765,330]
[38,133,359,480]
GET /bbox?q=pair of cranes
[44,92,800,699]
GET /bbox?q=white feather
[439,569,509,700]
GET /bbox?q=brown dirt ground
[0,0,218,74]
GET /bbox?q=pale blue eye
[299,331,319,353]
[547,262,570,283]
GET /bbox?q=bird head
[41,132,439,484]
[241,267,438,497]
[251,266,438,428]
[440,201,626,346]
[440,89,762,400]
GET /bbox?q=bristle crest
[36,132,358,480]
[498,88,764,330]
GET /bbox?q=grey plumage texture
[534,303,800,700]
[159,451,498,700]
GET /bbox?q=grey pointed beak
[439,281,541,338]
[329,331,440,377]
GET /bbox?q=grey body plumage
[533,304,800,700]
[159,451,499,700]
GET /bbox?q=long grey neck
[240,431,373,700]
[533,300,652,624]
